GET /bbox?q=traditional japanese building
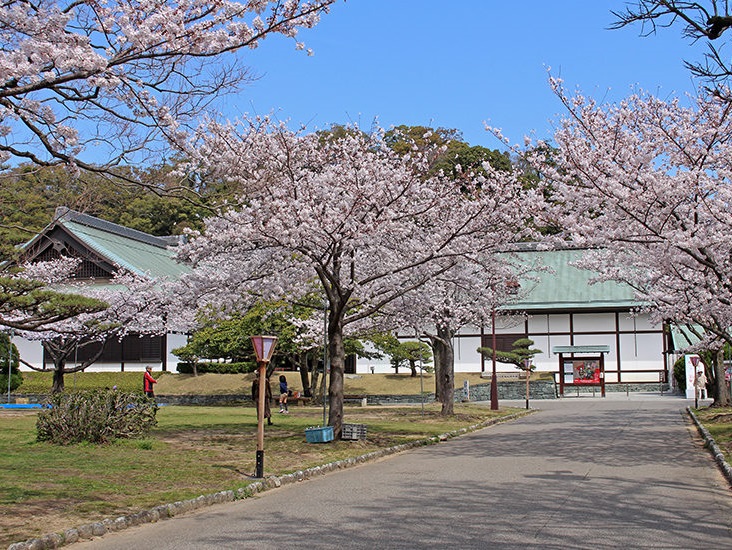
[14,209,677,383]
[14,206,188,372]
[357,247,674,387]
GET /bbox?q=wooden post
[256,361,266,478]
[558,353,565,397]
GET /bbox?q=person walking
[143,366,157,398]
[252,371,273,425]
[279,375,289,413]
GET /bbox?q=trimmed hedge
[176,361,256,374]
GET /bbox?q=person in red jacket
[143,366,157,398]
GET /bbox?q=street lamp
[251,335,278,478]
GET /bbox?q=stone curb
[7,410,532,550]
[687,407,732,486]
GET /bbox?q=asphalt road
[73,394,732,549]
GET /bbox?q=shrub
[176,361,256,374]
[36,389,158,445]
[0,373,23,393]
[0,332,21,392]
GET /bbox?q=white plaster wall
[528,313,570,334]
[166,333,187,372]
[619,333,663,361]
[14,333,189,373]
[572,313,615,332]
[13,337,43,370]
[618,314,657,332]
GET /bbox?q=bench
[286,396,312,407]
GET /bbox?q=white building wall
[355,311,665,383]
[13,333,186,373]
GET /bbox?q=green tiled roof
[505,248,641,312]
[61,220,187,279]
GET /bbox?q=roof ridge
[54,206,171,249]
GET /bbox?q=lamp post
[251,335,278,478]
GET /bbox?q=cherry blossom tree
[388,255,534,415]
[0,0,334,174]
[518,79,732,406]
[175,122,541,434]
[16,260,173,392]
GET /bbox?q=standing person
[279,375,289,413]
[252,371,272,425]
[143,366,157,398]
[694,369,708,400]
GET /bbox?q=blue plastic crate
[305,426,334,443]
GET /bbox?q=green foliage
[36,389,158,445]
[0,331,20,392]
[431,140,512,178]
[673,356,686,392]
[176,361,255,374]
[382,125,511,182]
[383,125,462,156]
[0,276,109,331]
[0,163,213,265]
[175,300,320,367]
[369,333,432,375]
[479,337,542,371]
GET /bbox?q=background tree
[174,299,324,395]
[384,125,510,178]
[479,337,542,372]
[0,163,210,256]
[370,333,432,377]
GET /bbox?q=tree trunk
[433,326,455,416]
[432,341,443,402]
[409,360,417,377]
[438,342,454,416]
[327,316,345,438]
[298,352,312,397]
[712,348,731,407]
[51,360,66,393]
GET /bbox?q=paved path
[74,395,732,549]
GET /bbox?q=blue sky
[229,1,706,150]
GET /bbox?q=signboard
[563,359,601,385]
[556,350,607,398]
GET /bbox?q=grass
[693,407,732,464]
[15,370,552,397]
[0,402,522,546]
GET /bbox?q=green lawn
[693,407,732,463]
[0,403,521,546]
